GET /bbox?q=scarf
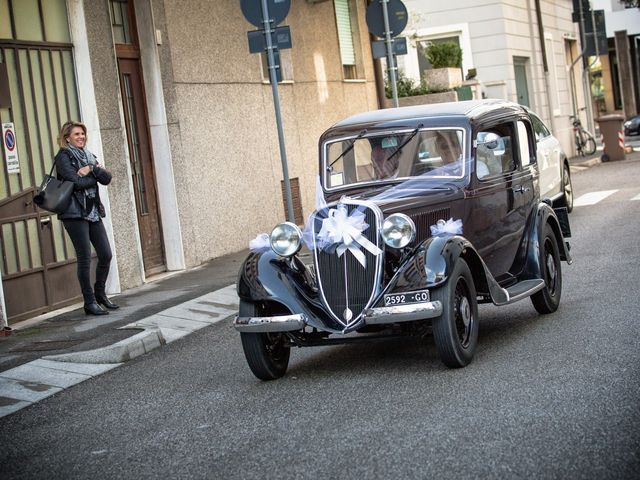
[66,144,100,221]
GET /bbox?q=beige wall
[161,0,378,266]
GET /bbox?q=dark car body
[234,100,572,380]
[624,115,640,136]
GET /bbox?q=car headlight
[624,121,631,128]
[270,222,303,257]
[381,214,415,249]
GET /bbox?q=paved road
[1,160,638,479]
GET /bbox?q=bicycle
[570,114,597,156]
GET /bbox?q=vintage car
[234,99,572,380]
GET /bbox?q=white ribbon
[317,204,382,267]
[249,233,271,252]
[430,218,463,236]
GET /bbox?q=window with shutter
[334,0,362,79]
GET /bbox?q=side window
[517,121,532,167]
[476,125,515,179]
[530,113,550,141]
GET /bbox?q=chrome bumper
[234,313,307,333]
[233,301,442,333]
[363,301,442,325]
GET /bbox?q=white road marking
[631,193,640,201]
[573,190,618,207]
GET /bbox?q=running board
[493,279,545,306]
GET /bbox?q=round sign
[240,0,291,28]
[4,129,15,151]
[366,0,408,38]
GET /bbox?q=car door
[530,113,561,200]
[466,120,534,281]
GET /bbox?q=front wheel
[581,130,597,155]
[239,301,290,380]
[531,224,562,314]
[431,258,479,368]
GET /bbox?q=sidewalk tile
[1,363,91,388]
[0,376,63,402]
[30,359,121,377]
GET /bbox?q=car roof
[332,99,524,129]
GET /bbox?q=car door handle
[513,185,530,194]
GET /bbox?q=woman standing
[55,121,118,315]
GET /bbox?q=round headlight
[270,222,303,257]
[381,214,416,249]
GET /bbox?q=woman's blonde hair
[58,121,87,148]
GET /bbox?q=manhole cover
[10,340,81,352]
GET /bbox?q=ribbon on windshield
[317,204,382,267]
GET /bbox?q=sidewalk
[0,249,248,417]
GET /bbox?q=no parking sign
[2,122,19,174]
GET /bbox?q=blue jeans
[62,219,112,304]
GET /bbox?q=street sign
[366,0,408,38]
[248,25,292,54]
[241,0,295,222]
[2,122,19,174]
[583,10,608,57]
[371,37,407,59]
[240,0,291,28]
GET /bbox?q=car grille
[312,201,383,328]
[411,207,451,243]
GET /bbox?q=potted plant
[423,42,463,91]
[385,71,457,107]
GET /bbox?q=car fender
[237,250,344,332]
[377,235,503,305]
[521,202,572,281]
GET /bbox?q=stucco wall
[161,0,378,266]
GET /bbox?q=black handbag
[33,158,74,214]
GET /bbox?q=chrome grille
[312,201,383,327]
[411,207,450,243]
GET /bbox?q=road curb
[42,327,166,364]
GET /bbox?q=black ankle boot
[96,294,119,310]
[84,302,109,315]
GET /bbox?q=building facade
[0,0,378,324]
[399,0,587,157]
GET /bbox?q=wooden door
[117,57,165,275]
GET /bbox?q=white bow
[430,218,463,236]
[317,204,382,267]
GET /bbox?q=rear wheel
[531,224,562,314]
[582,130,596,155]
[432,258,479,368]
[239,301,290,380]
[562,163,573,213]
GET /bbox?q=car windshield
[324,128,465,190]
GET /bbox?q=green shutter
[334,0,356,66]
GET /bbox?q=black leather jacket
[55,149,112,220]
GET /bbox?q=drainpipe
[534,0,556,134]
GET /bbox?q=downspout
[534,0,556,134]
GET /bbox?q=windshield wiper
[385,123,424,164]
[327,129,367,170]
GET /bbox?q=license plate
[384,289,430,306]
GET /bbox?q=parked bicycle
[570,114,597,156]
